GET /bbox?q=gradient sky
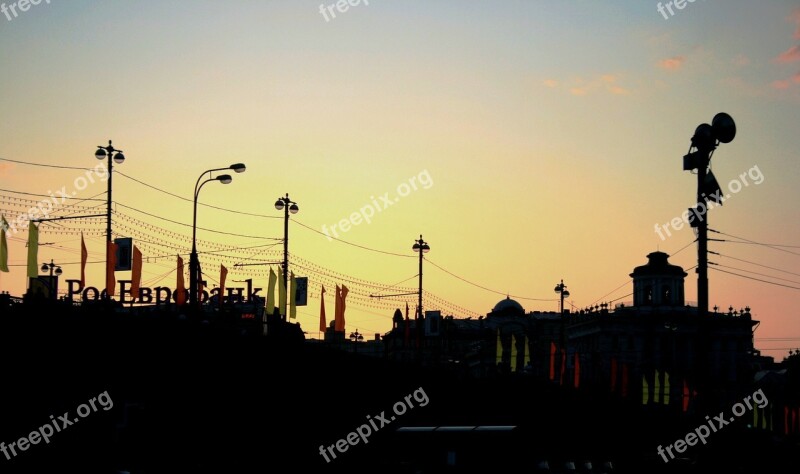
[1,1,799,359]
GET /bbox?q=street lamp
[412,235,430,320]
[554,280,570,316]
[94,140,125,244]
[275,193,299,320]
[350,329,364,353]
[190,166,242,309]
[40,259,62,300]
[95,140,125,294]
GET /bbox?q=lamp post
[350,329,364,353]
[274,193,299,320]
[412,235,430,320]
[94,141,125,245]
[40,259,62,300]
[94,140,125,294]
[682,113,736,318]
[554,280,570,316]
[190,164,244,309]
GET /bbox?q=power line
[710,262,800,286]
[0,157,92,171]
[709,229,800,257]
[292,219,414,258]
[712,251,800,278]
[115,171,281,219]
[424,258,557,302]
[710,267,800,291]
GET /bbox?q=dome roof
[492,296,525,315]
[630,251,687,278]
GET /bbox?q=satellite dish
[712,112,736,144]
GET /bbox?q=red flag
[131,246,142,301]
[573,352,581,388]
[415,305,421,348]
[219,264,228,308]
[340,285,348,332]
[549,342,556,380]
[404,302,410,346]
[785,406,790,435]
[621,364,629,398]
[105,240,118,297]
[319,285,327,332]
[682,380,690,412]
[176,255,186,306]
[610,358,618,392]
[80,232,88,289]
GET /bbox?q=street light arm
[194,167,231,198]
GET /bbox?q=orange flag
[105,240,118,297]
[176,255,186,306]
[574,352,581,388]
[80,232,88,288]
[334,285,343,331]
[219,264,228,308]
[549,342,556,381]
[340,284,349,330]
[319,285,327,332]
[131,245,143,301]
[682,380,690,412]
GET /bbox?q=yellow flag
[0,215,8,273]
[26,222,38,278]
[642,377,650,405]
[663,371,670,405]
[524,336,530,368]
[496,329,502,365]
[277,266,287,316]
[289,271,297,319]
[266,267,276,314]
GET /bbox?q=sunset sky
[1,1,799,359]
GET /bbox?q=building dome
[630,251,687,307]
[492,296,525,315]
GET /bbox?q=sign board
[115,237,133,271]
[294,277,308,306]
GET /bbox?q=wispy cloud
[772,79,792,90]
[657,56,685,71]
[790,8,800,40]
[0,162,14,176]
[776,45,800,64]
[543,79,559,88]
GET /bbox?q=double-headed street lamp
[94,140,125,244]
[412,235,430,319]
[40,259,62,300]
[350,329,364,353]
[95,141,125,292]
[554,279,570,316]
[190,163,246,309]
[275,194,299,320]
